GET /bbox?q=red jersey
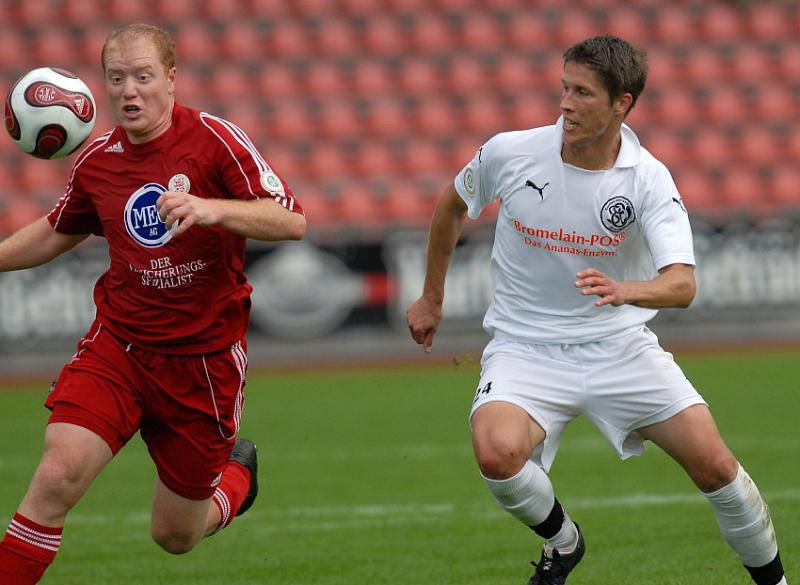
[47,103,303,354]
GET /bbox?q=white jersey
[454,117,695,344]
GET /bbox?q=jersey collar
[554,115,642,169]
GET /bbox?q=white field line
[6,489,798,533]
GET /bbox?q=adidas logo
[104,141,124,153]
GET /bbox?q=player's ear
[168,67,176,96]
[615,92,633,117]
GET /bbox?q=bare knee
[29,457,90,512]
[151,527,201,555]
[473,431,532,479]
[689,453,740,493]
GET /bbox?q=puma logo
[525,180,549,200]
[672,196,687,213]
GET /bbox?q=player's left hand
[156,191,222,238]
[575,268,628,307]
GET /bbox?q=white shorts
[469,326,706,472]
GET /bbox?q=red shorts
[45,320,247,500]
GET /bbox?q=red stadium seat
[413,96,458,136]
[397,59,441,96]
[537,51,566,88]
[291,0,337,17]
[292,183,341,227]
[602,6,651,47]
[728,46,774,84]
[62,0,106,25]
[689,129,734,168]
[336,182,381,225]
[350,60,393,96]
[384,180,429,226]
[210,67,252,102]
[719,167,763,212]
[450,137,482,169]
[643,131,689,168]
[249,0,291,18]
[650,88,699,127]
[768,165,800,209]
[219,21,265,63]
[205,0,249,19]
[313,17,358,58]
[673,168,719,213]
[787,129,800,161]
[752,85,796,124]
[699,4,744,43]
[14,0,60,27]
[316,100,361,140]
[220,103,263,141]
[364,98,409,137]
[644,47,680,90]
[108,0,154,23]
[700,86,747,128]
[461,94,505,135]
[457,12,501,52]
[31,27,78,68]
[307,143,350,180]
[735,126,784,167]
[354,140,397,177]
[266,102,311,140]
[3,197,44,235]
[175,67,206,106]
[652,5,697,45]
[303,61,347,97]
[77,24,109,66]
[747,3,791,41]
[509,94,555,129]
[777,44,800,83]
[444,55,487,94]
[682,46,727,87]
[336,0,376,16]
[400,139,446,176]
[408,15,454,55]
[267,19,311,59]
[554,7,603,48]
[256,63,299,100]
[0,27,30,69]
[434,0,477,11]
[263,144,302,183]
[361,15,407,56]
[493,53,535,93]
[506,11,554,51]
[174,23,217,65]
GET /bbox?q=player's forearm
[626,264,696,309]
[216,198,306,242]
[0,216,87,272]
[422,188,467,304]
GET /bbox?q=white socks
[704,464,779,569]
[483,460,579,553]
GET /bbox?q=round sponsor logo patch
[124,183,173,248]
[600,195,635,233]
[260,170,284,194]
[463,168,476,195]
[168,173,191,193]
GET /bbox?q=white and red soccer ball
[4,67,96,160]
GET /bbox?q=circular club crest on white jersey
[124,183,173,248]
[600,196,636,233]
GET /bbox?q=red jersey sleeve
[198,112,303,215]
[47,139,107,236]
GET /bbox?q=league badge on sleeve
[260,170,284,195]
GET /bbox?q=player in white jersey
[407,36,788,585]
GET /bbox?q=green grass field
[0,350,798,584]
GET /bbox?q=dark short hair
[102,23,176,73]
[563,35,648,114]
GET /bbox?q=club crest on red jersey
[124,183,173,248]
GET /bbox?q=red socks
[211,461,251,533]
[0,513,62,584]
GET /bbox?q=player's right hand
[406,295,443,353]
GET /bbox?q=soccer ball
[4,67,96,160]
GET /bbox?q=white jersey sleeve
[638,157,695,271]
[453,137,500,220]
